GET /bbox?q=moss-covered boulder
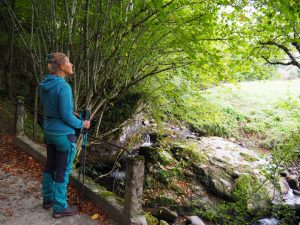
[193,165,234,200]
[145,212,159,225]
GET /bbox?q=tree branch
[260,41,300,68]
[261,55,294,66]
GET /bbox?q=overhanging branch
[261,55,294,66]
[260,41,300,68]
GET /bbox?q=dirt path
[0,134,113,225]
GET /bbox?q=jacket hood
[40,75,65,92]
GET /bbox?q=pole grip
[81,108,91,121]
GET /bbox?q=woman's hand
[83,120,90,129]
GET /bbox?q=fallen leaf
[91,213,99,220]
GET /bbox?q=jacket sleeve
[58,84,83,129]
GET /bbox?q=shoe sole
[53,211,79,218]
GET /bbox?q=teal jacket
[39,75,83,134]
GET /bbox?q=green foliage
[270,205,297,225]
[145,212,159,225]
[145,176,155,189]
[99,91,142,135]
[201,80,300,149]
[261,132,300,185]
[155,160,186,185]
[194,174,270,224]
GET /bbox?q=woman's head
[47,52,73,76]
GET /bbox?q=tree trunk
[33,86,39,141]
[4,0,15,97]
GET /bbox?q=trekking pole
[81,108,90,204]
[76,108,90,206]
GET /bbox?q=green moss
[117,197,125,205]
[239,152,258,162]
[145,212,159,225]
[139,146,175,166]
[182,142,208,164]
[99,191,116,199]
[158,150,175,165]
[159,220,169,225]
[95,184,107,191]
[155,194,176,205]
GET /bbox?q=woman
[39,52,90,218]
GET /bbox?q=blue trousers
[42,134,77,212]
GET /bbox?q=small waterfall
[257,218,280,225]
[111,170,126,179]
[141,133,152,146]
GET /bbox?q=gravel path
[0,134,112,225]
[0,168,100,225]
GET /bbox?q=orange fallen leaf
[91,213,99,220]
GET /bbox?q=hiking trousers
[42,133,77,212]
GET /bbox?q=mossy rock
[170,141,208,164]
[232,174,271,211]
[149,131,166,143]
[145,212,159,225]
[239,152,258,162]
[139,146,175,166]
[158,150,175,165]
[154,195,177,205]
[99,191,116,199]
[194,165,233,200]
[139,146,159,161]
[159,220,169,225]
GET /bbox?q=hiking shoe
[42,201,53,209]
[53,206,79,218]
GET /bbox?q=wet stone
[293,190,300,196]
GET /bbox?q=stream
[86,121,300,224]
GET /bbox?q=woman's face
[61,57,73,75]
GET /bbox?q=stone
[279,170,289,177]
[286,174,299,190]
[194,165,233,200]
[279,178,290,194]
[153,207,178,222]
[187,216,206,225]
[294,197,300,210]
[143,120,150,126]
[187,135,197,139]
[228,137,236,142]
[291,170,299,176]
[293,189,300,196]
[239,142,246,147]
[159,220,169,225]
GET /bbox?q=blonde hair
[47,52,67,74]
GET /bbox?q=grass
[201,79,300,149]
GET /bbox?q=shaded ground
[0,134,113,225]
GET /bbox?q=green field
[202,79,300,149]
